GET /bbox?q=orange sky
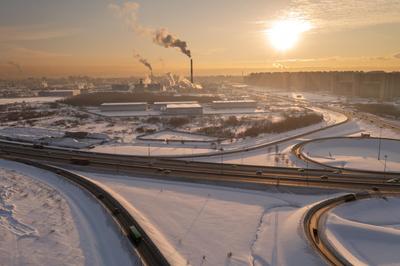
[1,0,400,78]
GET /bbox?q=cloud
[7,61,22,73]
[273,0,400,31]
[394,52,400,59]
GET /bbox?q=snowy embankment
[76,170,338,265]
[323,197,400,266]
[301,138,400,172]
[0,160,138,266]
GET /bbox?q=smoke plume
[153,28,191,58]
[134,51,152,72]
[7,61,22,73]
[110,1,191,57]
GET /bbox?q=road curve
[303,191,399,266]
[12,158,170,266]
[292,136,400,175]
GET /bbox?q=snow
[73,169,339,266]
[0,127,64,142]
[324,197,400,266]
[0,97,62,104]
[301,138,400,172]
[91,143,215,156]
[138,129,218,142]
[0,160,139,266]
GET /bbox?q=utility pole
[384,155,388,175]
[378,127,382,160]
[220,148,224,174]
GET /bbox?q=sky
[0,0,400,78]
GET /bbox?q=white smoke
[110,1,191,57]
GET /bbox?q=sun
[266,19,311,52]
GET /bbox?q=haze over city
[1,0,400,77]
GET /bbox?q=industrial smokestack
[190,58,193,83]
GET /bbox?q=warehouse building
[153,101,198,111]
[38,90,80,97]
[211,100,257,109]
[100,102,147,112]
[164,103,203,115]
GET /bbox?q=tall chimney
[190,58,193,83]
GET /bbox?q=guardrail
[12,158,170,266]
[303,192,372,266]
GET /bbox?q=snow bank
[324,197,400,266]
[0,160,139,266]
[302,138,400,172]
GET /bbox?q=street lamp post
[384,155,388,175]
[378,127,382,160]
[220,148,224,174]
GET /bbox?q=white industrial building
[153,101,198,111]
[38,90,80,97]
[100,102,147,112]
[211,100,257,109]
[165,103,203,115]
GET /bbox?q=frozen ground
[139,129,218,142]
[0,97,62,104]
[301,138,400,172]
[323,197,400,266]
[90,106,344,157]
[74,169,341,266]
[0,160,139,266]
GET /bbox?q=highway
[1,139,400,191]
[2,139,400,266]
[304,191,399,266]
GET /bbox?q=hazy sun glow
[267,19,312,51]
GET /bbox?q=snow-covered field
[0,160,139,266]
[90,106,344,157]
[301,138,400,172]
[323,197,400,266]
[75,169,340,266]
[139,129,218,142]
[0,97,62,104]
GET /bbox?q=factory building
[165,103,203,115]
[153,101,198,111]
[111,84,130,91]
[38,90,80,97]
[100,102,147,112]
[211,100,257,109]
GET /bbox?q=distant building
[146,83,162,92]
[165,103,203,115]
[111,84,130,91]
[38,90,80,97]
[211,100,257,109]
[100,102,147,112]
[153,101,198,111]
[134,79,146,93]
